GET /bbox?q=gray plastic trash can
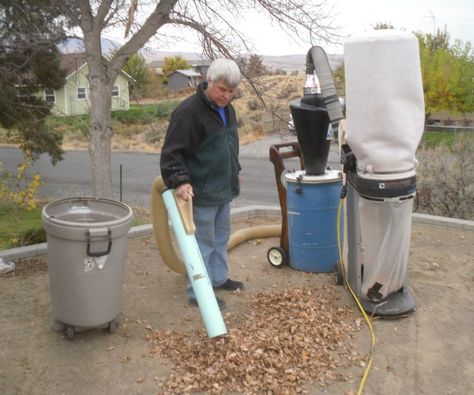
[41,197,133,339]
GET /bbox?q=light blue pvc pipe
[162,189,227,338]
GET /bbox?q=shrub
[420,131,461,149]
[144,73,166,98]
[238,123,265,144]
[0,161,41,210]
[47,114,90,137]
[416,135,474,220]
[156,100,181,118]
[249,113,263,122]
[247,99,259,111]
[0,160,44,249]
[112,119,136,135]
[112,106,157,124]
[145,121,169,145]
[0,203,44,249]
[11,227,46,248]
[276,84,297,99]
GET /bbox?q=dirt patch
[0,217,473,394]
[1,257,48,278]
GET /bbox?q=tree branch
[95,0,115,28]
[110,0,178,75]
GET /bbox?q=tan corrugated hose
[151,176,281,274]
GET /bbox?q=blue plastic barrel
[286,170,342,272]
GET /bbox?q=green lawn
[0,203,147,250]
[41,102,181,136]
[420,130,474,149]
[112,101,180,124]
[0,204,45,250]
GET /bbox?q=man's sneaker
[189,297,227,310]
[216,279,244,291]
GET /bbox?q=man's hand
[175,183,194,201]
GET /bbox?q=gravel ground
[0,215,473,395]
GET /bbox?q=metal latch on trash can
[295,174,303,194]
[86,228,112,257]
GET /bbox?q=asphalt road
[0,133,340,209]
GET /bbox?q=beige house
[41,53,132,116]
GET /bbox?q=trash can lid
[285,169,342,184]
[42,197,133,228]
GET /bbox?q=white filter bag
[344,30,425,174]
[358,198,413,301]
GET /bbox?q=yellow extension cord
[337,197,376,395]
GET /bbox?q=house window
[77,87,87,100]
[44,88,55,103]
[112,85,120,97]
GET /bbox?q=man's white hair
[207,58,241,88]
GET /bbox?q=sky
[104,0,474,56]
[240,0,474,55]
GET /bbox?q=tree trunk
[75,0,178,198]
[88,64,115,198]
[70,0,326,198]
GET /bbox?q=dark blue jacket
[160,82,241,206]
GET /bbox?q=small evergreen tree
[246,54,267,78]
[0,0,66,163]
[123,53,149,99]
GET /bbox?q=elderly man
[160,58,244,309]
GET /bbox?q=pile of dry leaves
[147,285,363,394]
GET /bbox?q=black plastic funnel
[290,95,331,175]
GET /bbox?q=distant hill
[143,50,343,73]
[58,38,343,73]
[141,48,206,62]
[262,53,343,72]
[57,37,121,55]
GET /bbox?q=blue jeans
[187,203,230,299]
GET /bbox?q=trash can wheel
[267,246,287,268]
[108,320,117,334]
[65,325,75,340]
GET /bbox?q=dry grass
[122,73,305,152]
[0,74,305,153]
[416,135,474,220]
[117,74,304,151]
[233,74,304,145]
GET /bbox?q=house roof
[60,53,88,79]
[59,53,133,81]
[169,69,201,78]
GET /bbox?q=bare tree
[56,0,337,197]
